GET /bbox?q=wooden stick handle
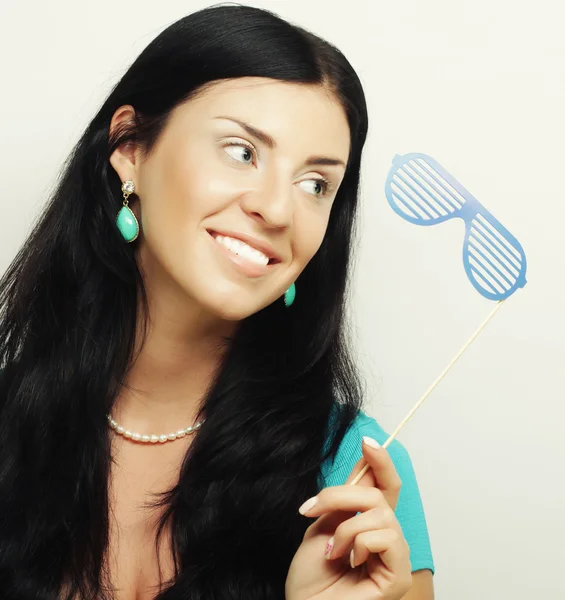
[349,299,507,487]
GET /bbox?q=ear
[108,104,141,184]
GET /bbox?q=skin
[287,441,434,599]
[107,76,433,599]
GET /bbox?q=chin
[211,300,262,322]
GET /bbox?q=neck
[111,274,237,435]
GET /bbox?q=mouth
[206,230,281,265]
[206,229,282,279]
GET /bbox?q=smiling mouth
[207,230,280,265]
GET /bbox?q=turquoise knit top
[319,409,435,574]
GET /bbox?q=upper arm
[320,409,435,576]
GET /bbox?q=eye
[222,141,255,165]
[299,177,334,199]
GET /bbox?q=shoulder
[320,409,414,489]
[320,408,435,575]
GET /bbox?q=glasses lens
[385,153,466,225]
[464,212,527,300]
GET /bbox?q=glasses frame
[384,152,527,301]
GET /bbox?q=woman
[0,4,434,599]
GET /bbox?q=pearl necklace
[107,414,206,444]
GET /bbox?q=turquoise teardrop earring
[116,180,139,243]
[284,282,296,307]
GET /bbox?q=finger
[353,528,411,586]
[299,484,391,543]
[351,437,402,510]
[327,505,401,561]
[300,485,390,519]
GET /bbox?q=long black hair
[0,3,369,598]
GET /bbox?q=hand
[285,437,412,600]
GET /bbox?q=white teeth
[215,235,270,265]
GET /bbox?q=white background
[1,1,564,597]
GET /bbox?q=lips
[207,230,282,264]
[208,231,276,278]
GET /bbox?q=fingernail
[350,548,355,568]
[298,496,318,515]
[324,536,334,559]
[363,436,381,449]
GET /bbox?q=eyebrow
[214,116,347,169]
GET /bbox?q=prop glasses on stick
[350,152,527,485]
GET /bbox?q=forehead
[172,77,351,162]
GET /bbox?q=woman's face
[110,77,351,322]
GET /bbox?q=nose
[240,170,294,229]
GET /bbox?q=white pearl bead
[107,413,204,443]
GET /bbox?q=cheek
[168,150,217,217]
[292,216,328,265]
[144,148,223,236]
